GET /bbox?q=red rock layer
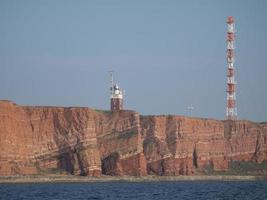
[0,101,102,176]
[141,116,267,175]
[0,100,266,176]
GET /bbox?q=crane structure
[226,16,237,120]
[109,71,123,111]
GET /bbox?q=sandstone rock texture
[0,100,266,176]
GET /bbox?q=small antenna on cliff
[187,104,194,117]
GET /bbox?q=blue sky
[0,0,266,122]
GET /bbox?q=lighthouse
[109,71,123,111]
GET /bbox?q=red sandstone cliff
[0,100,266,176]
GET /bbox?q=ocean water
[0,181,267,200]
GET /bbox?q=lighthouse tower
[109,72,123,111]
[226,16,237,120]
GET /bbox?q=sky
[0,0,266,122]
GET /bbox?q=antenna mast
[109,71,114,96]
[226,16,237,120]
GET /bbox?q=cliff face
[141,116,267,175]
[0,101,102,176]
[0,100,266,176]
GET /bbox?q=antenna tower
[226,16,237,120]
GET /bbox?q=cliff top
[0,99,260,123]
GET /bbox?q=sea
[0,181,267,200]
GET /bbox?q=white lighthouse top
[111,83,123,99]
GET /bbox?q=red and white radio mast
[226,16,237,120]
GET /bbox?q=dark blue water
[0,181,267,200]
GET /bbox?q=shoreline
[1,175,267,183]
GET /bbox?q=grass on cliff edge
[117,131,138,139]
[202,160,267,176]
[94,109,111,114]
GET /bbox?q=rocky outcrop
[0,100,266,176]
[141,116,267,175]
[0,100,102,176]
